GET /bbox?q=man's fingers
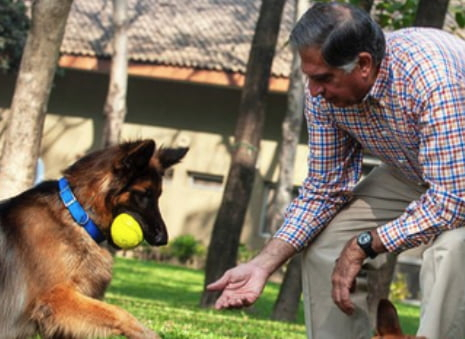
[215,293,253,309]
[332,272,355,315]
[206,273,230,291]
[332,285,354,315]
[339,284,355,315]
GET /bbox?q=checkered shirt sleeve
[378,82,465,252]
[273,90,363,250]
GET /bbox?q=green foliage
[450,4,465,31]
[0,0,30,73]
[316,0,417,30]
[316,0,419,29]
[318,0,465,32]
[389,272,410,302]
[163,235,205,264]
[237,243,258,263]
[373,0,418,29]
[456,11,465,28]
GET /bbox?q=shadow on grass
[108,260,202,306]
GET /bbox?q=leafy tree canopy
[321,0,465,31]
[0,0,30,73]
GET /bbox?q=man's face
[299,46,375,107]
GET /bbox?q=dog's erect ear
[376,299,403,336]
[156,147,189,170]
[118,140,156,173]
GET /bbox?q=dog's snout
[154,233,168,246]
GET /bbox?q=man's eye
[316,76,332,83]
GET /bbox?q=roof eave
[58,54,289,93]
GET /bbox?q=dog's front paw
[143,328,161,339]
[126,327,161,339]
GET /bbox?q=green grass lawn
[104,257,419,338]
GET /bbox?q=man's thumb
[206,273,229,291]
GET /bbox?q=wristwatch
[357,231,378,259]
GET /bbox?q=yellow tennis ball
[110,213,143,249]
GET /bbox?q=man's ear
[156,147,189,170]
[357,52,374,78]
[117,139,156,174]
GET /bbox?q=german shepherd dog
[372,299,426,339]
[0,139,188,338]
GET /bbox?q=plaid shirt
[274,28,465,252]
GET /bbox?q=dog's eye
[144,190,154,198]
[131,190,154,207]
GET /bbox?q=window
[187,171,224,191]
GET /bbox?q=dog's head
[63,139,188,248]
[372,299,426,339]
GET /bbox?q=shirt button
[381,129,389,136]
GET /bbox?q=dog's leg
[32,284,160,339]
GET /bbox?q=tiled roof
[60,0,465,80]
[61,0,295,78]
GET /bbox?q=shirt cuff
[273,222,316,252]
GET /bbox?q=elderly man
[208,2,465,339]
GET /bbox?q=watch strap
[357,231,378,259]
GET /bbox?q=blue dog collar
[58,177,105,243]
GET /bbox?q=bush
[166,235,205,264]
[237,243,258,263]
[390,272,410,301]
[0,0,30,73]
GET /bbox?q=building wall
[0,69,310,250]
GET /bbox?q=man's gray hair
[290,2,385,71]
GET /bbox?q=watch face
[358,232,371,245]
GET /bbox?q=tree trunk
[101,0,129,148]
[264,48,304,237]
[367,253,398,327]
[0,0,73,199]
[200,0,286,307]
[414,0,450,28]
[271,253,302,321]
[269,0,306,322]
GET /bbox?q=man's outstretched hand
[207,238,296,310]
[206,262,269,309]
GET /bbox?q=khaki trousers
[301,165,465,339]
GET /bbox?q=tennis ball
[110,213,143,249]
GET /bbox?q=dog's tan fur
[0,140,188,338]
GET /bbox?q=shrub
[167,234,205,264]
[237,243,258,263]
[390,272,410,302]
[0,0,30,73]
